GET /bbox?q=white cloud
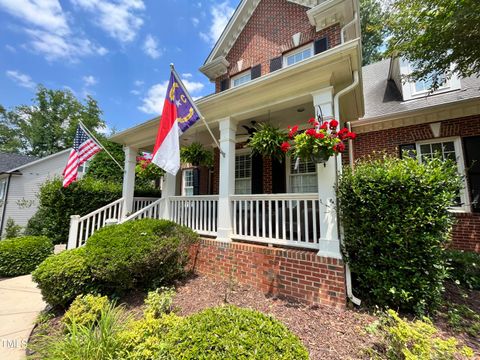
[199,1,234,45]
[142,34,162,59]
[191,17,199,27]
[0,0,107,62]
[134,80,144,87]
[83,75,98,86]
[71,0,145,43]
[6,70,36,89]
[182,73,193,78]
[5,44,16,52]
[139,79,205,114]
[96,124,111,136]
[130,89,141,95]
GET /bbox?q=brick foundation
[189,238,346,308]
[352,115,480,253]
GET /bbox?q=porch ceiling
[110,39,363,151]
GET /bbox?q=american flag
[63,124,102,188]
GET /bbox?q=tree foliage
[0,86,105,156]
[360,0,388,65]
[387,0,480,88]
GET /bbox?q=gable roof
[361,59,480,120]
[0,149,71,174]
[0,153,38,173]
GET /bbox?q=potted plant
[247,123,288,162]
[281,118,356,163]
[180,142,213,167]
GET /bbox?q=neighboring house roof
[361,59,480,120]
[0,149,71,175]
[0,153,38,173]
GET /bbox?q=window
[416,138,468,211]
[289,157,318,193]
[283,44,313,67]
[231,71,251,88]
[183,169,194,196]
[0,178,7,202]
[413,73,447,95]
[235,154,251,194]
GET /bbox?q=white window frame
[231,70,251,88]
[399,59,461,100]
[182,168,194,196]
[283,43,314,68]
[415,137,469,213]
[0,178,7,202]
[286,156,318,194]
[235,149,252,194]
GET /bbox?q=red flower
[320,122,328,130]
[281,141,291,153]
[329,119,339,130]
[315,132,325,139]
[347,131,357,140]
[305,128,316,137]
[308,117,319,126]
[333,142,346,153]
[288,125,299,139]
[337,127,349,140]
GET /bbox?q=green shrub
[4,218,22,239]
[144,287,176,318]
[380,309,474,359]
[85,219,198,294]
[32,248,99,308]
[63,294,110,328]
[161,305,309,359]
[25,177,161,244]
[446,250,480,290]
[338,155,462,314]
[0,236,52,277]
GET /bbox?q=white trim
[415,136,470,213]
[283,43,314,68]
[182,168,194,196]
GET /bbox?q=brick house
[66,0,479,307]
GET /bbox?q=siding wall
[0,152,70,237]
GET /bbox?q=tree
[387,0,480,88]
[0,86,105,156]
[360,0,388,66]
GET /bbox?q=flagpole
[170,64,226,157]
[78,121,124,171]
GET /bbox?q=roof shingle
[0,153,38,173]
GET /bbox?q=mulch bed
[172,275,379,360]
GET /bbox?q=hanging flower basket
[280,118,356,163]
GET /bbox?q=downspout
[333,70,362,306]
[0,174,13,238]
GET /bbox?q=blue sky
[0,0,240,133]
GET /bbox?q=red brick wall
[263,157,273,193]
[215,0,341,92]
[352,115,480,253]
[189,238,346,308]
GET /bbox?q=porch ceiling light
[297,107,305,112]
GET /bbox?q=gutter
[0,174,12,238]
[333,70,362,306]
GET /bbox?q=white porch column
[161,173,176,219]
[312,87,342,259]
[121,146,137,218]
[217,117,236,241]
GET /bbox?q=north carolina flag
[152,72,201,175]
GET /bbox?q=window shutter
[251,64,262,79]
[270,56,282,72]
[193,167,200,196]
[314,37,329,55]
[464,136,480,212]
[399,144,416,159]
[220,78,229,92]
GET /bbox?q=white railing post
[67,215,80,249]
[161,173,176,220]
[217,117,236,241]
[312,87,342,259]
[122,146,137,219]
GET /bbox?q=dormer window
[283,43,314,67]
[231,70,251,88]
[412,73,447,95]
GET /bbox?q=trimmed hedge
[25,177,161,244]
[85,219,198,293]
[0,236,53,277]
[33,219,198,307]
[32,248,98,308]
[161,305,309,359]
[338,155,462,314]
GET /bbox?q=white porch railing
[133,197,159,213]
[68,198,124,249]
[121,197,166,222]
[231,194,321,250]
[169,196,219,236]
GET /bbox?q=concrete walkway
[0,275,46,360]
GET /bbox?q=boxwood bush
[32,247,99,308]
[338,155,462,314]
[0,236,53,277]
[85,219,198,294]
[160,305,309,359]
